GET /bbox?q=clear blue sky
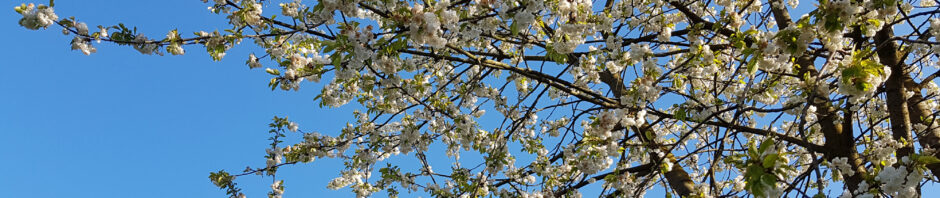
[1,1,361,197]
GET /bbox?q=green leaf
[760,173,776,187]
[510,20,519,36]
[266,68,281,75]
[322,40,337,53]
[758,138,774,154]
[332,54,343,66]
[762,153,779,168]
[916,155,940,165]
[744,29,758,36]
[746,55,759,74]
[208,170,234,188]
[544,44,568,64]
[822,11,844,32]
[854,81,872,92]
[748,143,759,159]
[671,74,685,90]
[745,165,764,189]
[674,107,688,121]
[14,3,27,14]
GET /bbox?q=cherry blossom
[18,0,940,197]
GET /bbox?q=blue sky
[1,1,360,197]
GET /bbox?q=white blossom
[16,3,58,30]
[74,22,88,35]
[70,36,96,55]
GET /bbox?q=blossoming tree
[16,0,940,197]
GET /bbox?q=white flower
[441,10,459,28]
[270,180,284,198]
[166,30,179,41]
[16,3,58,30]
[902,2,914,13]
[732,175,745,191]
[166,43,185,55]
[806,105,818,122]
[247,53,262,69]
[839,190,852,198]
[662,160,674,171]
[99,26,109,37]
[525,175,536,184]
[74,22,88,35]
[243,3,264,27]
[423,12,440,32]
[605,61,622,73]
[514,11,535,29]
[922,0,937,7]
[628,43,651,61]
[280,1,301,17]
[472,109,485,117]
[915,123,928,133]
[288,54,309,70]
[831,157,855,176]
[875,165,919,196]
[426,36,446,49]
[931,19,940,39]
[70,36,96,55]
[132,34,161,55]
[288,121,299,132]
[659,26,673,42]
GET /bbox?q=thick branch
[875,26,915,160]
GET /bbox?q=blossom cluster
[17,0,940,197]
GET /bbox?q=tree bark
[875,26,916,160]
[795,54,868,193]
[905,79,940,178]
[599,70,697,197]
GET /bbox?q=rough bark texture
[794,54,867,192]
[876,26,915,160]
[905,80,940,178]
